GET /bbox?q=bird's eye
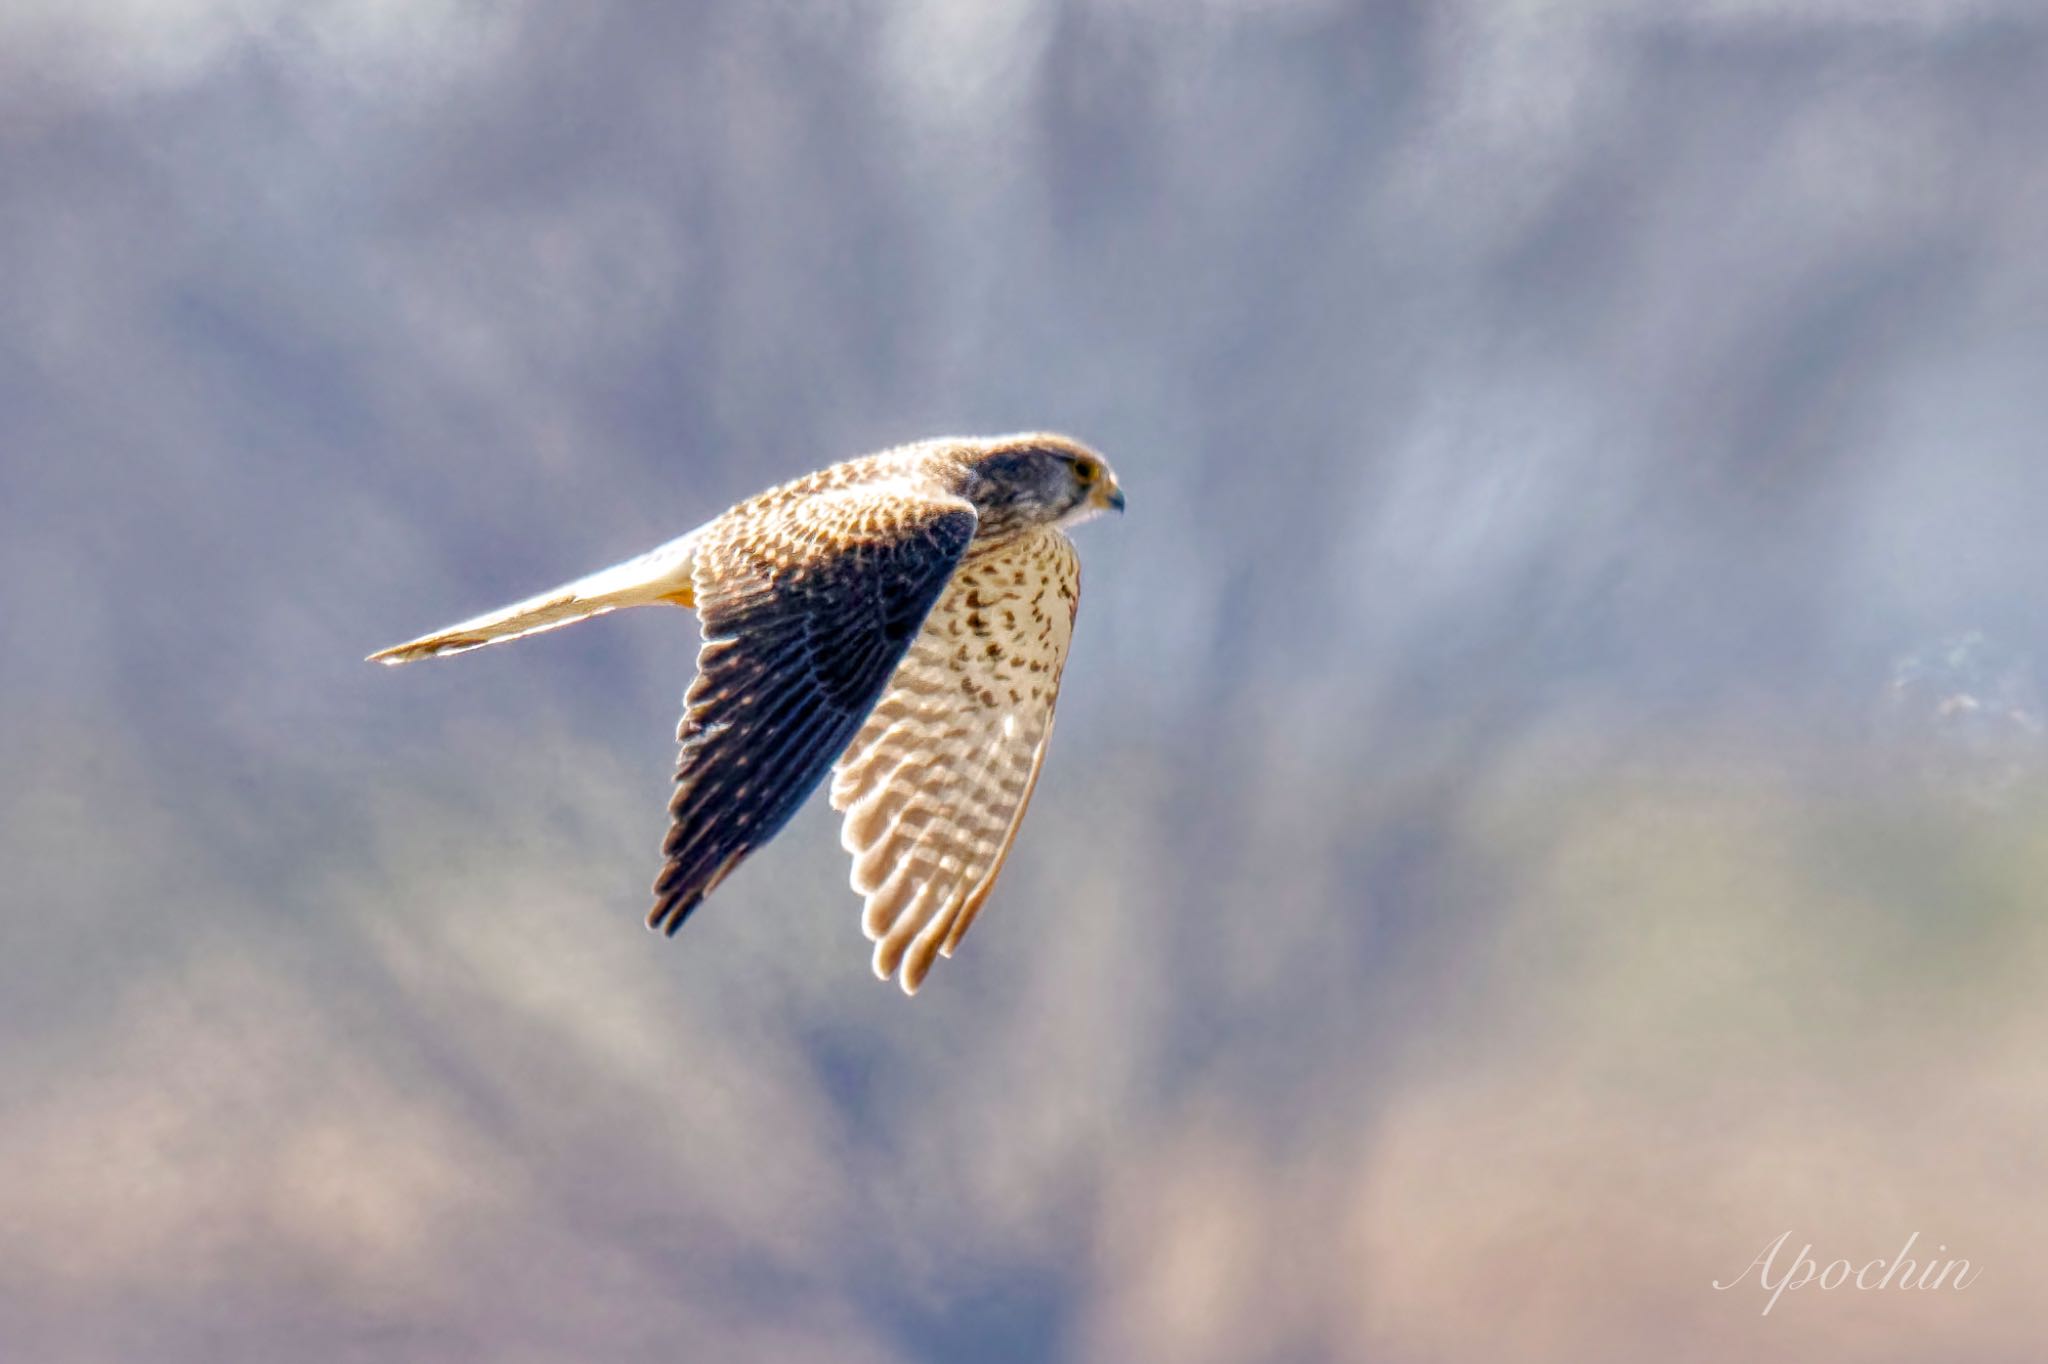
[1071,457,1099,483]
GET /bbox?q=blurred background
[4,2,2046,1360]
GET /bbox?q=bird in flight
[370,433,1124,993]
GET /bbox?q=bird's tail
[367,526,705,666]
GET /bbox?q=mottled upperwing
[830,527,1081,992]
[649,483,978,933]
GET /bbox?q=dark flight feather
[648,492,978,933]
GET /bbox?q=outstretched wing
[649,484,978,934]
[830,528,1080,993]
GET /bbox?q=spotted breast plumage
[369,433,1123,993]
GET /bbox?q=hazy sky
[4,2,2045,1360]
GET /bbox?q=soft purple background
[4,2,2045,1360]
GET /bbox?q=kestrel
[370,434,1124,993]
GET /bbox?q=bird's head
[957,433,1125,536]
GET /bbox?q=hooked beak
[1098,479,1126,514]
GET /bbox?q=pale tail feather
[367,526,704,666]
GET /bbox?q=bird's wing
[649,483,978,934]
[830,527,1080,993]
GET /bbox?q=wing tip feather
[647,848,745,936]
